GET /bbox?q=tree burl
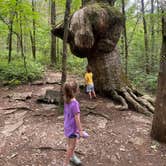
[52,0,154,115]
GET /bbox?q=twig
[82,110,111,121]
[33,147,84,155]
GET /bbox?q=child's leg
[92,90,97,98]
[88,92,92,99]
[64,138,77,166]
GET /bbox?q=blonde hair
[63,81,78,103]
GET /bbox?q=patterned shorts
[86,84,94,92]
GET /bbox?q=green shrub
[0,59,44,85]
[130,72,157,94]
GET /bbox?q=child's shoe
[70,154,82,165]
[75,131,89,139]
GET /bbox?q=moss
[85,2,123,26]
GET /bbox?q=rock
[37,90,60,104]
[31,80,44,85]
[111,154,119,163]
[119,145,126,152]
[115,140,120,144]
[7,92,32,101]
[129,115,151,125]
[129,137,145,146]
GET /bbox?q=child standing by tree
[85,65,97,99]
[63,81,83,166]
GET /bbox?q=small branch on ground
[82,109,111,121]
[33,147,84,155]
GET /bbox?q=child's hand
[79,130,84,137]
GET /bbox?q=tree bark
[150,0,155,71]
[121,0,128,75]
[141,0,150,74]
[19,13,27,74]
[50,0,56,65]
[31,0,36,60]
[151,13,166,142]
[61,0,71,84]
[8,19,13,63]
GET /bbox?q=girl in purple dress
[63,81,83,166]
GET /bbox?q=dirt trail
[0,71,166,166]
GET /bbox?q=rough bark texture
[52,0,154,115]
[151,14,166,142]
[50,0,56,65]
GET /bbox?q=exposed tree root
[126,87,154,113]
[111,90,128,110]
[110,87,154,116]
[82,109,112,121]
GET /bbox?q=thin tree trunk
[141,0,150,74]
[59,0,71,105]
[31,0,36,60]
[56,38,60,63]
[16,13,20,54]
[156,0,160,35]
[151,12,166,142]
[8,0,19,63]
[121,0,128,76]
[8,19,13,63]
[150,0,155,71]
[20,14,27,74]
[50,0,56,65]
[61,0,71,84]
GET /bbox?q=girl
[63,81,83,166]
[85,65,97,99]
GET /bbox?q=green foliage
[0,0,162,95]
[129,71,157,93]
[67,55,87,76]
[0,59,44,85]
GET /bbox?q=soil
[0,71,166,166]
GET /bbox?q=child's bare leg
[88,92,92,99]
[64,138,76,166]
[92,90,97,98]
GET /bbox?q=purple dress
[64,99,80,137]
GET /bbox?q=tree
[121,0,128,75]
[30,0,36,60]
[151,12,166,142]
[141,0,150,74]
[53,0,154,115]
[1,0,19,63]
[61,0,71,84]
[50,0,56,65]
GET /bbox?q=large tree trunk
[88,48,128,93]
[151,13,166,142]
[52,0,154,115]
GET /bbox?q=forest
[0,0,166,166]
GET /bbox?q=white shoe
[70,154,82,165]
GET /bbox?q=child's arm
[84,73,88,85]
[75,114,83,136]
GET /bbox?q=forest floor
[0,71,166,166]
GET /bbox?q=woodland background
[0,0,162,94]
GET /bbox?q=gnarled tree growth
[52,0,154,115]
